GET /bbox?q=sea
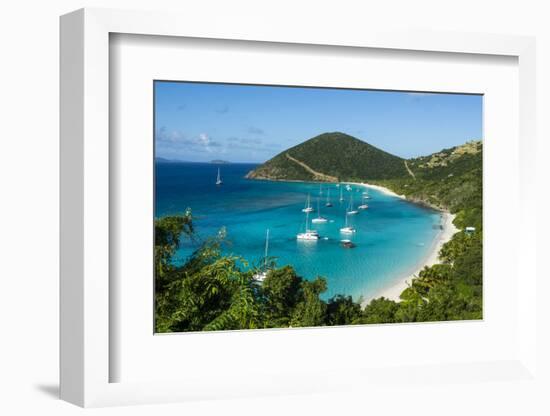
[155,162,442,301]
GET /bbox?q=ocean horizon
[155,161,442,301]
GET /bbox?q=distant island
[210,159,231,164]
[155,157,190,164]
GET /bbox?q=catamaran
[302,194,314,213]
[325,188,333,207]
[358,195,369,210]
[345,184,352,191]
[253,229,270,282]
[297,210,320,240]
[312,197,328,223]
[362,190,371,199]
[215,167,223,186]
[340,211,356,234]
[347,195,359,215]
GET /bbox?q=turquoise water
[155,162,442,301]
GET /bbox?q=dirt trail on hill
[404,160,416,180]
[285,153,338,182]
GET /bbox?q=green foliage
[326,295,363,326]
[358,298,400,324]
[247,132,409,181]
[290,278,328,327]
[261,266,303,327]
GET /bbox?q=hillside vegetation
[373,140,483,229]
[246,132,409,181]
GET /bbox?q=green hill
[373,140,483,229]
[246,132,409,182]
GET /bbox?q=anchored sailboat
[339,211,356,234]
[358,194,369,210]
[339,186,344,202]
[312,197,328,223]
[302,193,314,213]
[253,229,270,282]
[347,195,359,215]
[297,210,320,240]
[215,167,223,186]
[325,188,333,207]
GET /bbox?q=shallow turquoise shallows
[156,162,441,301]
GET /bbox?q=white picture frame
[60,7,538,408]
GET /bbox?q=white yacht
[340,211,356,234]
[253,229,270,282]
[302,194,314,213]
[312,197,328,223]
[297,211,320,240]
[347,195,359,215]
[215,167,222,186]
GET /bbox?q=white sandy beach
[352,182,406,200]
[350,182,459,305]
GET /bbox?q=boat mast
[317,197,321,217]
[264,229,269,270]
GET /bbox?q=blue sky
[155,81,482,163]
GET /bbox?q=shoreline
[347,181,406,200]
[363,210,459,305]
[348,181,459,305]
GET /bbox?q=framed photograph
[153,80,482,334]
[60,8,538,407]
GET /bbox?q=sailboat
[312,197,328,223]
[347,195,359,215]
[339,211,356,234]
[345,184,352,191]
[319,184,323,195]
[339,186,344,202]
[358,195,369,210]
[297,210,320,240]
[362,190,371,199]
[253,229,270,282]
[302,194,314,213]
[325,188,333,207]
[215,167,223,186]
